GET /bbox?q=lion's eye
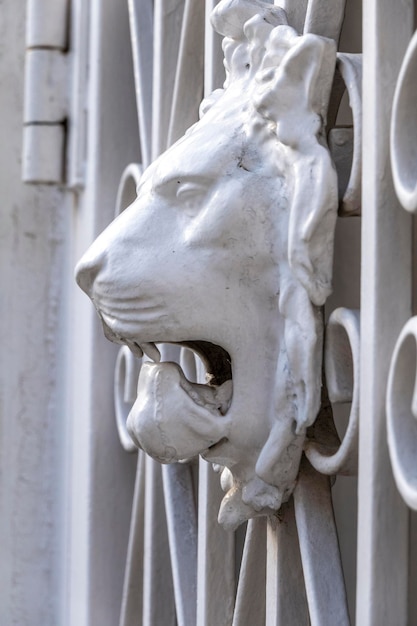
[176,182,206,217]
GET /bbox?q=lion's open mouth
[123,339,232,386]
[125,339,234,463]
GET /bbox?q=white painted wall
[0,3,71,624]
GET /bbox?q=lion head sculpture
[76,0,338,530]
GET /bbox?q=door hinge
[23,0,88,189]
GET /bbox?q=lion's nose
[75,248,106,296]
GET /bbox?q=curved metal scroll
[386,316,417,510]
[113,164,143,452]
[114,345,142,453]
[387,31,417,509]
[305,307,360,476]
[391,30,417,213]
[328,54,362,217]
[115,163,143,217]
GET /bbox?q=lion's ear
[257,33,336,145]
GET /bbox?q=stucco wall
[0,2,71,623]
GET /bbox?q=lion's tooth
[126,341,144,359]
[141,342,161,362]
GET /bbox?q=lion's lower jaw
[126,359,303,530]
[126,360,233,463]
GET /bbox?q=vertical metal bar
[119,451,146,626]
[162,462,198,626]
[67,0,89,189]
[204,0,224,95]
[152,0,185,159]
[197,459,235,626]
[232,518,266,626]
[278,0,308,34]
[294,460,350,626]
[303,0,346,41]
[167,0,205,145]
[357,0,413,623]
[142,456,176,626]
[127,0,153,168]
[266,500,309,626]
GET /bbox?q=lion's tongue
[126,361,232,462]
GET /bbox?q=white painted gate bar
[232,518,267,626]
[127,0,153,168]
[204,0,224,93]
[196,459,236,626]
[266,502,309,625]
[357,0,413,624]
[167,0,205,144]
[142,456,176,626]
[162,462,198,626]
[120,451,146,626]
[294,461,349,626]
[152,0,185,159]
